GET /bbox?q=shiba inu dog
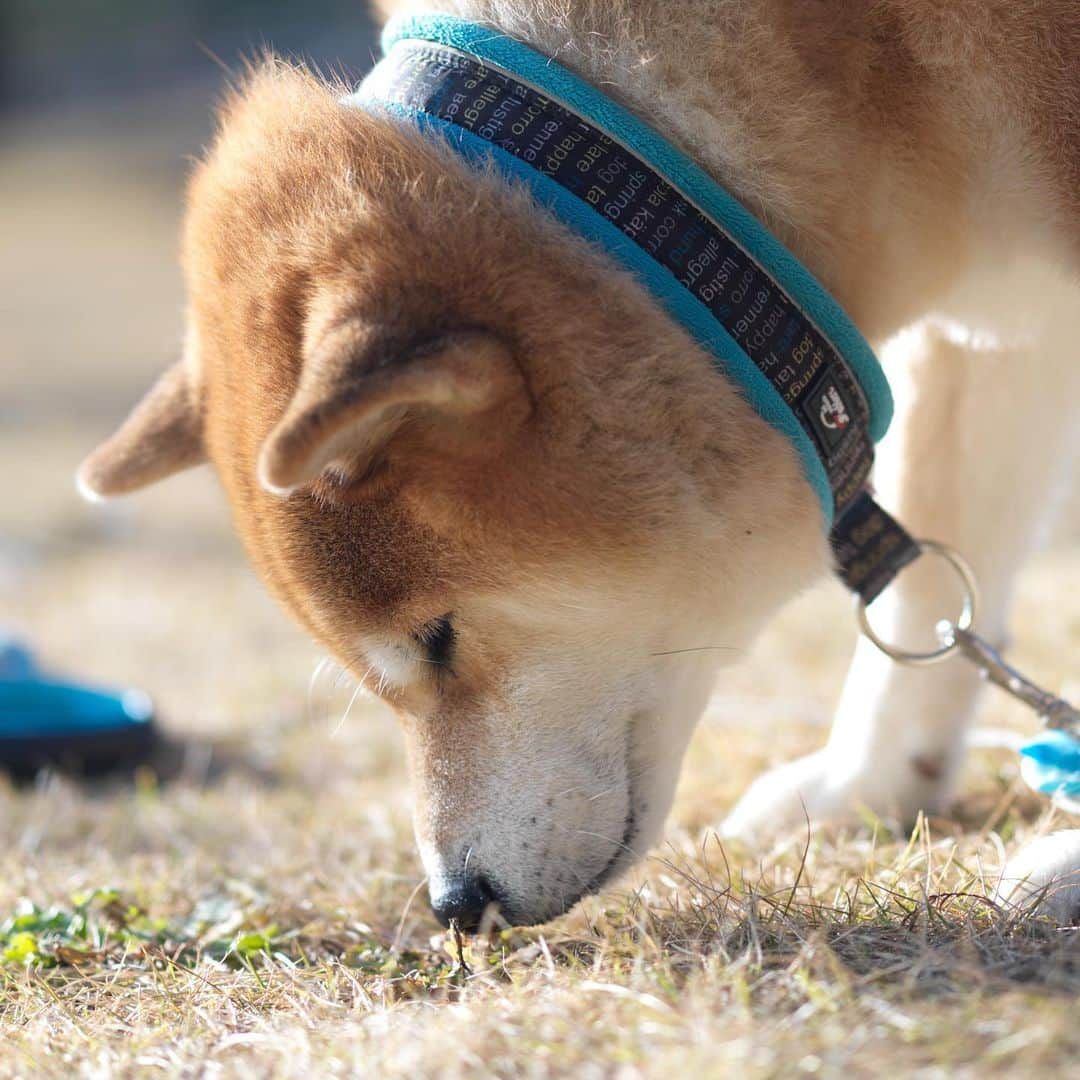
[78,1,1080,928]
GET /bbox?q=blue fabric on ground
[1020,729,1080,801]
[0,639,153,739]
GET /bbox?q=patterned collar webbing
[350,14,921,602]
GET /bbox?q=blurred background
[0,2,382,758]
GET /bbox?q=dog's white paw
[720,748,950,842]
[997,830,1080,925]
[719,750,859,841]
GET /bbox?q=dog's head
[79,65,827,927]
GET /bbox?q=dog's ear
[257,325,526,496]
[76,360,205,500]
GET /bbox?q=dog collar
[350,13,921,602]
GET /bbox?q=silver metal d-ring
[855,540,979,667]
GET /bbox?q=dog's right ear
[76,360,206,501]
[256,325,526,497]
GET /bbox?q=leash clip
[856,539,1080,739]
[938,623,1080,738]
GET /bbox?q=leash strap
[830,491,921,603]
[353,26,922,603]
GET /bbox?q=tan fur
[80,1,1080,924]
[176,60,814,645]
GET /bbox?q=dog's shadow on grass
[629,827,1080,1002]
[823,904,1080,996]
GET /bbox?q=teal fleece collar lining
[360,13,894,522]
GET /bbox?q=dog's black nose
[429,874,498,931]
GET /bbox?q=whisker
[391,875,430,954]
[560,827,636,856]
[331,678,366,738]
[571,828,621,845]
[651,645,743,657]
[553,786,587,799]
[306,655,336,726]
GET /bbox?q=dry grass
[2,91,1080,1079]
[2,746,1079,1078]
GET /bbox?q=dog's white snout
[415,757,635,927]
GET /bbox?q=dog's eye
[413,615,455,669]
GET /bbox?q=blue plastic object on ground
[1020,728,1080,813]
[0,636,158,778]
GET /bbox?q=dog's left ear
[76,359,206,500]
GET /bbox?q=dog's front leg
[725,319,1079,839]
